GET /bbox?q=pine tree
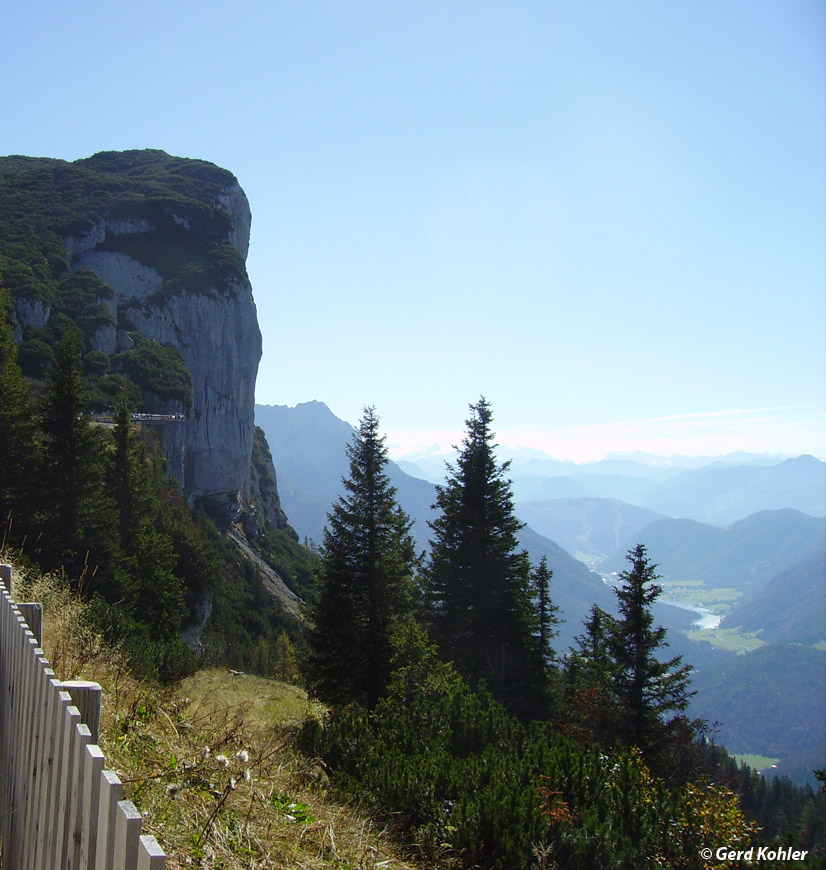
[37,330,113,576]
[532,556,560,667]
[424,397,543,719]
[563,604,624,746]
[0,291,38,545]
[308,407,418,708]
[610,544,695,752]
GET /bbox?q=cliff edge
[0,149,262,518]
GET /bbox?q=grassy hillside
[10,563,423,870]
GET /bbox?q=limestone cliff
[0,150,263,518]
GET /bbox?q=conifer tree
[424,397,544,719]
[308,407,418,708]
[106,400,186,637]
[0,291,38,544]
[563,604,624,746]
[531,556,561,719]
[37,330,112,576]
[532,556,560,667]
[610,544,695,752]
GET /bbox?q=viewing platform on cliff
[90,412,186,427]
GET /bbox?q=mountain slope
[637,455,826,524]
[688,644,826,761]
[601,509,826,593]
[515,497,664,560]
[720,552,826,644]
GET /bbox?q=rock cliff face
[1,150,263,518]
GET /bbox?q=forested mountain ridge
[601,509,826,593]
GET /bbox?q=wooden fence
[0,564,167,869]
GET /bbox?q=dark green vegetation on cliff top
[0,149,245,304]
[0,150,248,407]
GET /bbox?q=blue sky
[3,1,824,460]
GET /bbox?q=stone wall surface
[62,185,262,518]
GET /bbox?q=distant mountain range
[402,448,826,527]
[514,498,664,561]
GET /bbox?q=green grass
[660,582,741,613]
[731,754,781,772]
[687,626,766,653]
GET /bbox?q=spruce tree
[106,399,186,638]
[0,291,38,545]
[308,407,418,708]
[610,544,695,752]
[424,397,544,719]
[37,330,101,573]
[530,556,561,719]
[532,556,560,667]
[563,604,624,746]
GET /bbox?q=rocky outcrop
[2,150,263,520]
[121,285,261,513]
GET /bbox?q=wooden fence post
[114,800,143,870]
[138,836,167,869]
[19,602,43,647]
[62,680,102,745]
[96,769,123,870]
[80,744,106,869]
[0,563,11,591]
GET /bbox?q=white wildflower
[215,754,229,768]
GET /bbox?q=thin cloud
[389,406,826,463]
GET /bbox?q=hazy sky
[3,1,824,460]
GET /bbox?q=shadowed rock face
[65,178,262,518]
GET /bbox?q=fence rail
[0,564,167,869]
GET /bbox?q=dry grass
[10,564,428,870]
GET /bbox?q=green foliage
[0,290,39,541]
[300,626,760,869]
[198,522,307,677]
[610,544,696,752]
[424,397,546,720]
[52,268,115,343]
[36,330,117,576]
[308,407,419,708]
[255,523,318,602]
[113,332,192,406]
[562,547,697,779]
